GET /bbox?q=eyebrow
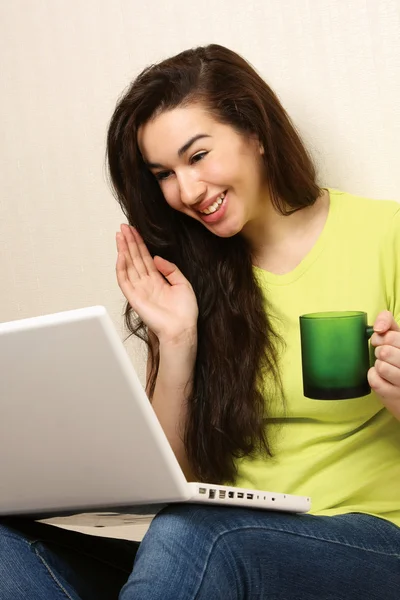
[145,133,211,169]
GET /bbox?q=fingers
[116,224,159,279]
[373,310,400,334]
[120,224,149,278]
[153,255,189,286]
[115,249,136,300]
[373,359,400,388]
[370,329,400,349]
[368,365,400,402]
[375,344,400,368]
[131,227,158,274]
[116,224,189,292]
[368,365,400,420]
[368,366,396,397]
[116,230,140,283]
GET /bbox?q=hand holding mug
[368,310,400,421]
[300,309,400,420]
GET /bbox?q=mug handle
[366,326,374,339]
[366,326,375,367]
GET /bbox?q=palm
[128,269,197,333]
[116,225,198,341]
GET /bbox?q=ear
[249,133,264,155]
[255,136,264,155]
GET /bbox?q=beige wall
[1,0,400,379]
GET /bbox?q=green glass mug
[299,311,374,400]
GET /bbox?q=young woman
[1,44,399,600]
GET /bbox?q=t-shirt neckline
[253,188,341,286]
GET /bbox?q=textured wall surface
[1,0,399,378]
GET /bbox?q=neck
[242,189,330,267]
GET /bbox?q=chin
[211,218,244,238]
[204,223,241,238]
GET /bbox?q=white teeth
[201,192,226,215]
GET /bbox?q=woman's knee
[120,505,247,600]
[0,522,48,600]
[143,503,230,546]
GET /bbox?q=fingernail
[375,321,385,331]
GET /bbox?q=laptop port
[237,492,244,499]
[228,491,235,498]
[209,489,216,499]
[219,490,226,499]
[246,493,253,500]
[199,487,206,494]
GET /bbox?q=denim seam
[33,547,76,600]
[0,532,75,600]
[192,524,400,599]
[221,525,400,557]
[193,527,400,600]
[258,525,400,558]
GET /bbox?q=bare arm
[146,329,197,481]
[115,224,199,481]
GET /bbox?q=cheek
[160,180,182,210]
[202,159,236,184]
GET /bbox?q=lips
[197,191,227,214]
[198,192,228,224]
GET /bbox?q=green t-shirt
[235,188,400,528]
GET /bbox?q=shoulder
[329,187,400,214]
[328,187,400,233]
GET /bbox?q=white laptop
[0,306,311,517]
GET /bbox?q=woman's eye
[154,171,171,182]
[190,151,207,164]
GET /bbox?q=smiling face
[138,104,271,238]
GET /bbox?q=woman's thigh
[0,517,139,600]
[121,504,400,600]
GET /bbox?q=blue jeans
[1,505,399,599]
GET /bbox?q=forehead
[138,104,219,162]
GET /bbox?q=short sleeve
[380,206,400,324]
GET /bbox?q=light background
[1,0,399,537]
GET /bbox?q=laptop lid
[0,306,192,516]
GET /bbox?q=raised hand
[115,224,198,345]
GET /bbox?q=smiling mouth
[200,191,226,215]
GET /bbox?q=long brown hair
[106,44,320,483]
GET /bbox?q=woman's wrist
[157,334,197,391]
[158,326,198,351]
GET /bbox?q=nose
[177,170,206,208]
